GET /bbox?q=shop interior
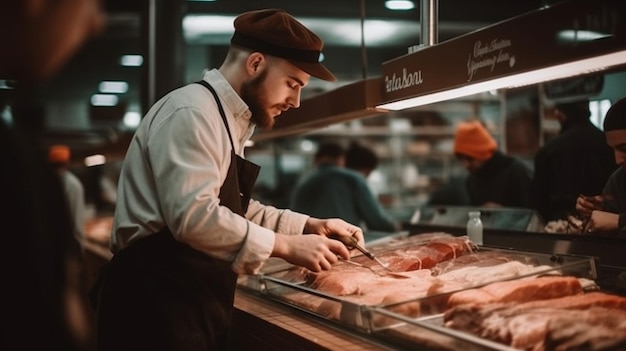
[3,1,626,349]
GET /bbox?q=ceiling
[5,0,555,158]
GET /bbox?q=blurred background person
[49,144,87,251]
[426,175,471,206]
[531,99,616,222]
[0,1,106,350]
[291,141,397,234]
[345,141,379,178]
[576,97,626,235]
[453,120,533,208]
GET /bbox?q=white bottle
[467,211,483,245]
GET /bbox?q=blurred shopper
[291,141,397,232]
[93,9,363,351]
[427,176,471,206]
[0,1,105,350]
[531,99,616,222]
[49,144,87,251]
[454,120,533,208]
[576,97,626,235]
[345,141,378,177]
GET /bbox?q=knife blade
[329,235,392,271]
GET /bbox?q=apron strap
[195,80,237,152]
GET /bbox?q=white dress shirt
[60,169,85,249]
[111,69,309,274]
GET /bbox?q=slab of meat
[430,250,541,276]
[296,260,563,326]
[446,275,582,308]
[305,234,474,296]
[543,312,626,351]
[375,235,474,271]
[444,292,626,350]
[421,261,561,315]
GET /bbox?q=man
[345,141,379,178]
[291,142,397,233]
[49,144,87,251]
[0,1,105,350]
[576,97,626,235]
[95,9,364,350]
[531,99,616,222]
[453,120,533,208]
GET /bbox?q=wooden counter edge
[232,289,395,351]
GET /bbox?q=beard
[240,68,275,129]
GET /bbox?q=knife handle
[329,235,373,259]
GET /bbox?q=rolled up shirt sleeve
[232,203,308,274]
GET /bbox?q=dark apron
[93,81,260,351]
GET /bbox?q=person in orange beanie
[453,120,533,208]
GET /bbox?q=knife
[329,235,392,271]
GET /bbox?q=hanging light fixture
[385,0,415,11]
[378,0,626,110]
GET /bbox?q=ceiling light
[557,30,612,42]
[182,15,421,47]
[333,20,398,45]
[1,105,12,125]
[123,111,142,128]
[120,55,143,67]
[299,139,315,152]
[99,81,129,94]
[385,0,415,11]
[85,154,106,167]
[91,94,119,107]
[0,79,14,89]
[183,15,237,44]
[378,50,626,110]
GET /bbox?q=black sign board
[381,0,626,106]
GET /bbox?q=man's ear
[246,52,265,75]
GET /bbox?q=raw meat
[444,292,626,350]
[543,312,626,351]
[446,275,582,308]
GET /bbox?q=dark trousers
[93,231,237,351]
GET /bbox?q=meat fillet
[446,275,582,308]
[444,292,626,350]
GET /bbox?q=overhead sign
[544,74,605,101]
[381,0,626,106]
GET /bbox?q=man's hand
[270,218,365,271]
[304,217,365,248]
[271,234,350,272]
[576,195,604,218]
[583,210,619,234]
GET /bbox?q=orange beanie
[453,120,497,160]
[49,144,71,163]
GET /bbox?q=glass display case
[237,233,597,342]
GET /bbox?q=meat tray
[367,273,622,351]
[237,233,598,342]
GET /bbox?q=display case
[367,268,626,351]
[237,233,597,341]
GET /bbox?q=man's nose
[287,90,301,109]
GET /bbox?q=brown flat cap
[231,9,336,82]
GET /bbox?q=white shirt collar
[201,69,256,150]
